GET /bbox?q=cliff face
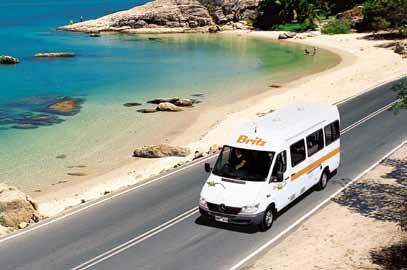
[60,0,260,33]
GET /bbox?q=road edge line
[229,139,407,270]
[0,155,215,244]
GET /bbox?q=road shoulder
[248,144,407,270]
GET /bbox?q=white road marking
[70,98,402,270]
[229,140,407,270]
[0,86,403,270]
[72,207,199,270]
[334,75,406,106]
[0,155,215,244]
[341,100,399,134]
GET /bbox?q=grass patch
[322,19,351,35]
[271,22,313,32]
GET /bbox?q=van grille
[207,202,241,215]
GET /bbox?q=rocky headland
[59,0,260,34]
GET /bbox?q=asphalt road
[0,77,406,270]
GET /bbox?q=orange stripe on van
[291,147,340,181]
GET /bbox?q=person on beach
[305,47,317,56]
[80,16,84,22]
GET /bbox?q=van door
[289,139,308,199]
[269,150,291,210]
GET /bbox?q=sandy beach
[35,30,407,217]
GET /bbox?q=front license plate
[215,216,228,223]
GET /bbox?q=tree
[362,0,407,30]
[392,80,407,112]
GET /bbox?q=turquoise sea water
[0,0,339,193]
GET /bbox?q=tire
[316,170,329,191]
[259,207,274,232]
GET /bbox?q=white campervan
[199,104,340,231]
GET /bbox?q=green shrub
[362,0,407,31]
[322,19,351,34]
[272,22,313,32]
[399,25,407,38]
[0,216,5,227]
[370,16,390,31]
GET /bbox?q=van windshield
[212,146,275,182]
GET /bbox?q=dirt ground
[248,144,407,270]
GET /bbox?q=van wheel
[316,170,329,191]
[259,207,274,232]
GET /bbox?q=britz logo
[236,135,267,146]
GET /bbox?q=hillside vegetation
[255,0,407,35]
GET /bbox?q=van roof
[226,104,339,152]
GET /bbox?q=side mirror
[277,171,284,182]
[204,163,212,173]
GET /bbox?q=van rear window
[324,120,340,146]
[290,139,306,167]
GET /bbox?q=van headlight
[199,197,208,209]
[241,203,260,214]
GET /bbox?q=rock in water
[147,97,193,107]
[59,0,260,33]
[133,144,191,158]
[34,52,75,58]
[123,102,142,107]
[157,102,183,112]
[137,108,158,113]
[174,98,193,107]
[47,100,77,113]
[0,55,20,64]
[0,183,41,228]
[147,97,181,104]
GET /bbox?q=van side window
[272,151,287,180]
[290,139,306,167]
[324,120,340,146]
[306,129,324,156]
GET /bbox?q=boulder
[133,144,191,158]
[137,108,158,113]
[208,25,220,33]
[394,42,407,55]
[278,32,296,40]
[337,6,364,26]
[157,102,183,112]
[208,144,221,154]
[0,183,41,229]
[18,222,28,229]
[147,97,193,107]
[0,55,20,64]
[174,98,193,107]
[147,97,180,104]
[34,52,75,58]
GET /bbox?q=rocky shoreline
[58,0,260,34]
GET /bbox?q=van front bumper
[199,207,264,226]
